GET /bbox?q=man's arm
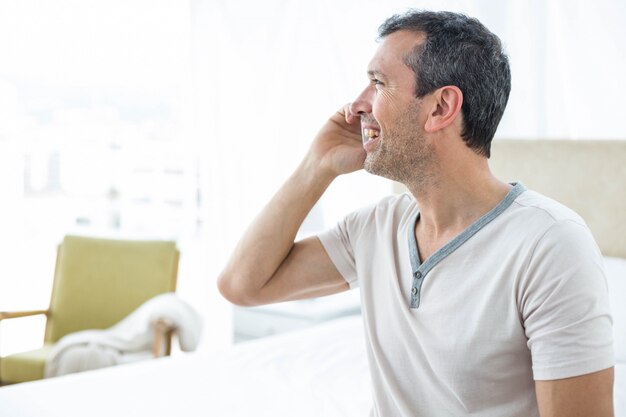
[535,367,614,417]
[217,105,365,306]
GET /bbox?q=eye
[370,78,384,88]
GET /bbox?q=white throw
[44,293,203,378]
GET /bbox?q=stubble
[363,102,437,191]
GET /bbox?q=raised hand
[305,104,366,179]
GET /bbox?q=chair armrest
[152,318,177,357]
[0,310,48,321]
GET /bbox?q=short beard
[363,105,437,190]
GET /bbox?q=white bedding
[1,257,625,417]
[0,315,371,417]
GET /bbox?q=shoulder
[352,192,415,215]
[503,188,596,249]
[316,193,415,277]
[513,190,606,307]
[511,189,587,226]
[343,192,416,231]
[496,188,604,288]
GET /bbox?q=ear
[423,86,463,133]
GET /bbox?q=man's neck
[407,160,511,245]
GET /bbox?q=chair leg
[152,319,176,357]
[164,329,173,356]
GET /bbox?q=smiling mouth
[362,128,380,145]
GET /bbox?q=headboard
[489,139,626,258]
[391,140,626,258]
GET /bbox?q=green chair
[0,235,180,385]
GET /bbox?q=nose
[350,85,373,116]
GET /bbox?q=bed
[0,139,625,417]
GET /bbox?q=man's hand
[304,104,366,179]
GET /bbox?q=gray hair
[378,10,511,157]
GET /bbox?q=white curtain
[493,0,626,139]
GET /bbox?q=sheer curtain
[493,0,626,139]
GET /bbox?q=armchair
[0,235,180,385]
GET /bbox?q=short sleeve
[520,219,614,380]
[317,215,359,289]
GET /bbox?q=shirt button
[415,271,422,279]
[411,287,417,296]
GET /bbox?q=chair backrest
[44,235,179,343]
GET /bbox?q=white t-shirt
[317,183,614,417]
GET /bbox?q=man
[218,10,614,417]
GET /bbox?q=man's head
[377,10,511,158]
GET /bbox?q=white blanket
[44,293,202,378]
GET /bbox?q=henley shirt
[317,183,614,417]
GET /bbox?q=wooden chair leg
[152,319,176,357]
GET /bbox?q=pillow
[604,256,626,364]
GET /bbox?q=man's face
[352,30,436,184]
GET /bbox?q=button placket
[411,270,423,306]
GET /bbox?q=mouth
[361,126,381,152]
